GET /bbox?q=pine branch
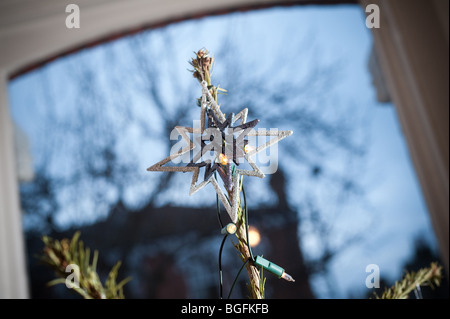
[235,212,263,299]
[39,231,131,299]
[374,262,442,299]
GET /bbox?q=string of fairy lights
[147,49,295,299]
[217,180,294,299]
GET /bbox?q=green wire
[227,259,250,299]
[215,172,224,228]
[242,184,254,262]
[225,184,255,298]
[218,178,256,298]
[218,234,228,299]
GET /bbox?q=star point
[147,80,293,223]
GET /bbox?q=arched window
[1,1,447,299]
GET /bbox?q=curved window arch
[6,4,442,299]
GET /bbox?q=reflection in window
[9,6,439,298]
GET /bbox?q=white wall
[0,71,29,298]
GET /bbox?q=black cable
[217,179,255,299]
[227,258,250,299]
[218,234,228,299]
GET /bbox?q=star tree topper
[147,80,292,223]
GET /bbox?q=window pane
[9,5,440,298]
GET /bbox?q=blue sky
[8,5,438,298]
